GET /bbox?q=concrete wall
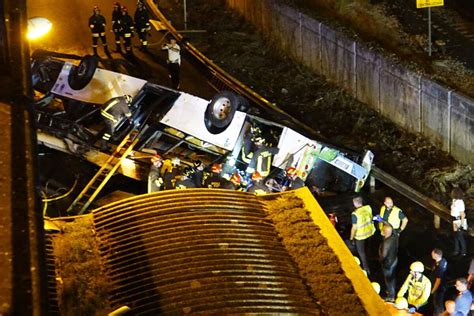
[226,0,473,164]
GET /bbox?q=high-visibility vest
[379,205,403,232]
[256,150,273,177]
[353,205,375,240]
[398,274,431,308]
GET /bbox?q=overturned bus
[32,51,374,195]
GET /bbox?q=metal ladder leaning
[66,129,140,215]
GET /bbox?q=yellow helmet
[354,256,361,266]
[371,282,380,294]
[395,297,408,309]
[410,261,424,273]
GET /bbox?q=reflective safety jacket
[379,205,404,232]
[397,274,431,308]
[100,96,132,125]
[134,7,150,32]
[246,146,279,177]
[119,14,134,35]
[352,205,375,240]
[89,14,106,34]
[112,9,121,32]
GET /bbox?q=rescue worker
[134,1,151,51]
[148,154,163,192]
[245,136,278,178]
[350,196,375,276]
[247,172,270,195]
[162,157,180,190]
[88,6,109,56]
[111,2,122,53]
[192,160,205,188]
[241,125,261,164]
[431,248,448,316]
[204,163,233,189]
[378,197,408,238]
[397,261,431,314]
[100,95,133,147]
[229,172,242,190]
[161,38,181,89]
[119,6,134,56]
[282,167,305,191]
[175,167,197,189]
[379,224,398,302]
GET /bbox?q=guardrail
[145,0,452,224]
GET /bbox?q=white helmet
[410,261,424,273]
[371,282,380,294]
[395,297,408,309]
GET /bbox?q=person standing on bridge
[162,38,181,89]
[350,196,375,276]
[119,6,135,57]
[135,1,151,51]
[378,197,408,239]
[450,188,467,257]
[111,2,123,53]
[100,95,133,149]
[89,6,110,56]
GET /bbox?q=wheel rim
[77,62,87,77]
[211,97,232,120]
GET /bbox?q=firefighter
[229,172,243,190]
[111,2,122,53]
[247,171,270,195]
[397,261,431,314]
[175,167,197,189]
[148,154,163,192]
[241,125,261,164]
[378,197,408,238]
[282,167,305,191]
[119,6,135,56]
[134,1,151,51]
[245,136,278,178]
[88,6,109,56]
[350,196,375,276]
[192,160,205,188]
[204,163,233,189]
[100,95,133,147]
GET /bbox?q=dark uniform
[175,178,197,189]
[119,7,134,55]
[100,95,132,143]
[246,141,279,178]
[89,7,109,55]
[247,182,270,195]
[134,2,150,51]
[204,174,234,189]
[112,2,122,52]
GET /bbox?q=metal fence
[226,0,473,164]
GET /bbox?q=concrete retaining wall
[226,0,473,164]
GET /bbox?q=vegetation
[52,216,111,315]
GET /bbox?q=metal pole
[184,0,187,30]
[428,7,432,57]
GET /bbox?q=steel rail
[145,0,453,224]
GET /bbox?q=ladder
[66,129,140,214]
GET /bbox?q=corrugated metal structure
[93,189,321,315]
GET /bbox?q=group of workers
[147,154,305,195]
[88,1,151,56]
[88,2,182,89]
[349,195,472,315]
